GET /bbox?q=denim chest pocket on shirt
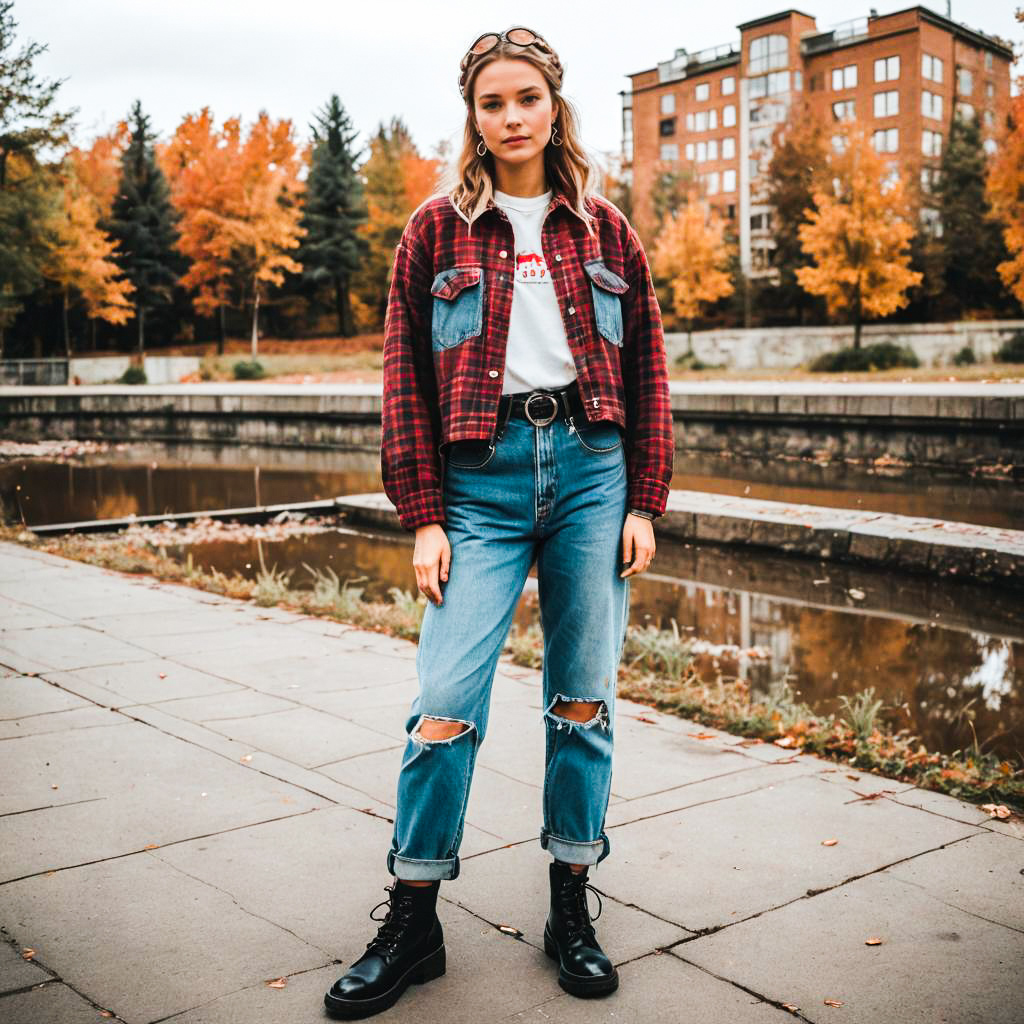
[430,266,484,351]
[583,259,629,346]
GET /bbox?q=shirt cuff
[628,508,656,520]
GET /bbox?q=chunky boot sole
[323,944,446,1020]
[544,926,619,998]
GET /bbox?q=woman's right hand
[413,523,451,606]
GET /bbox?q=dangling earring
[477,132,487,157]
[550,122,562,147]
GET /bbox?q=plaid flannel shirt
[381,191,674,531]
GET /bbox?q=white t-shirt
[492,188,577,395]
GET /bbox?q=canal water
[2,442,1021,761]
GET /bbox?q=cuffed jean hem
[539,829,611,867]
[387,849,461,881]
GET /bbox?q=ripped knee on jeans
[545,695,610,732]
[412,715,475,745]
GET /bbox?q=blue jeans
[386,413,630,881]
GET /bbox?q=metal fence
[0,359,69,386]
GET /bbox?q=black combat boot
[543,860,619,997]
[324,879,445,1020]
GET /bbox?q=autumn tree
[354,118,439,327]
[44,162,134,355]
[297,95,367,337]
[162,109,305,355]
[765,99,829,324]
[796,124,922,349]
[986,89,1024,307]
[106,101,181,354]
[0,0,73,352]
[651,192,734,353]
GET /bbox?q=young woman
[325,26,673,1020]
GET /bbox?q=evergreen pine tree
[0,1,73,354]
[935,111,1011,317]
[106,100,180,354]
[298,95,367,336]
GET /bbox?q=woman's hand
[620,513,656,578]
[413,523,451,605]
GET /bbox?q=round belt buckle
[524,392,558,427]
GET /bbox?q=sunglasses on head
[459,27,558,96]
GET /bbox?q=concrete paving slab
[677,867,1024,1024]
[200,705,397,769]
[0,625,147,672]
[891,785,1024,842]
[0,673,92,719]
[449,842,693,964]
[141,688,298,722]
[595,773,981,931]
[0,981,111,1023]
[45,658,246,704]
[503,950,796,1023]
[0,703,121,739]
[297,675,421,717]
[0,595,73,630]
[0,937,51,994]
[0,851,328,1022]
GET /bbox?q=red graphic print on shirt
[516,250,549,283]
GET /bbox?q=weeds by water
[5,524,1021,813]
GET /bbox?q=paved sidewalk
[0,542,1021,1023]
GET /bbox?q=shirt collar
[449,191,587,226]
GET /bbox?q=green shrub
[233,359,265,380]
[810,342,920,372]
[994,332,1024,364]
[118,365,147,385]
[952,346,976,366]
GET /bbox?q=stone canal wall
[1,381,1022,470]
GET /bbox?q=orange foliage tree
[162,109,305,355]
[986,89,1024,306]
[44,162,135,355]
[796,123,921,348]
[651,192,734,352]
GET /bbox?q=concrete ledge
[336,490,1024,590]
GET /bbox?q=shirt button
[592,398,600,408]
[568,306,576,315]
[499,250,508,259]
[554,254,562,262]
[488,370,499,378]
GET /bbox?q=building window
[985,52,993,71]
[873,90,899,117]
[685,142,695,160]
[622,108,633,162]
[722,75,735,95]
[685,112,694,132]
[696,141,707,162]
[984,109,994,128]
[723,104,736,127]
[723,168,736,193]
[709,109,718,131]
[660,93,676,115]
[921,166,941,193]
[660,117,676,136]
[831,134,846,153]
[722,136,736,159]
[660,143,679,162]
[708,139,719,161]
[957,103,975,122]
[695,82,710,102]
[874,55,899,82]
[695,110,709,132]
[921,91,943,120]
[749,33,787,74]
[750,212,772,231]
[809,72,823,92]
[872,128,898,153]
[749,70,789,98]
[832,64,857,90]
[957,67,973,96]
[986,81,995,100]
[920,206,943,237]
[706,171,720,195]
[793,70,802,91]
[832,100,855,121]
[922,53,944,83]
[922,130,942,157]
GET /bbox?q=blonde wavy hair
[447,31,598,237]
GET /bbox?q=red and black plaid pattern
[381,193,674,531]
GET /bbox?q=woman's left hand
[620,513,656,578]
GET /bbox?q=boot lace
[558,874,604,941]
[365,882,417,957]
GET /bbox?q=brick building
[621,6,1014,277]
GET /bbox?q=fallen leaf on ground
[821,838,839,846]
[688,732,717,740]
[635,715,656,724]
[781,1003,800,1013]
[266,977,288,989]
[981,803,1011,820]
[865,937,883,945]
[158,672,167,679]
[845,774,860,780]
[240,754,253,763]
[851,789,898,802]
[819,768,839,774]
[143,843,159,850]
[824,998,844,1007]
[774,736,797,748]
[21,948,36,959]
[498,924,523,937]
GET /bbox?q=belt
[498,379,588,429]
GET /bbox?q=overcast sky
[16,0,1022,165]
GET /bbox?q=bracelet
[628,508,656,520]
